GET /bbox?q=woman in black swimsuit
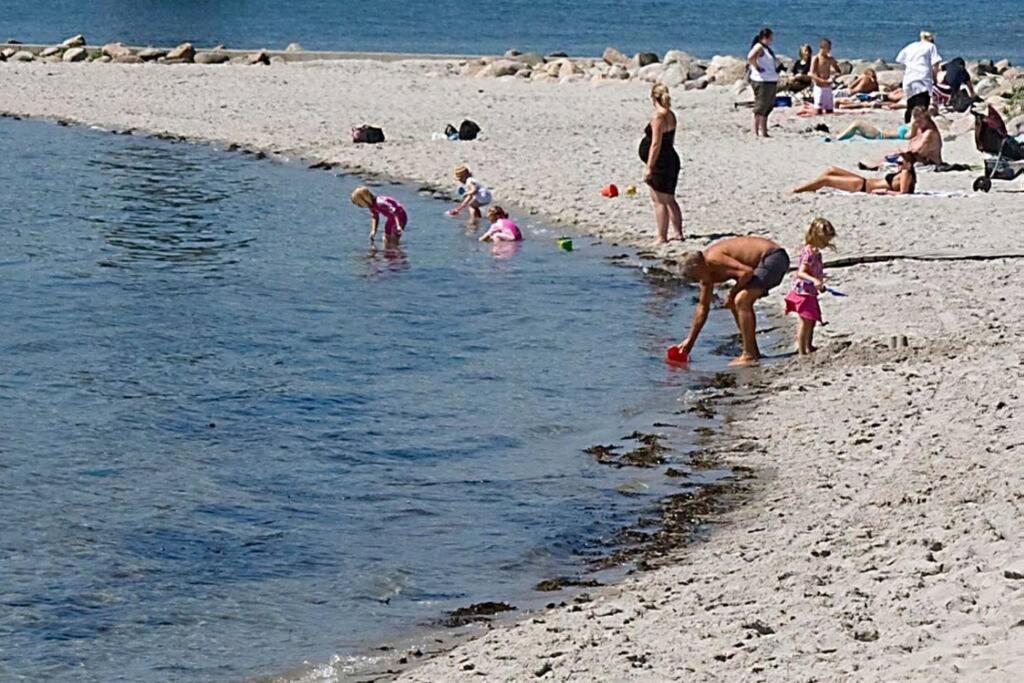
[639,83,683,243]
[790,153,917,194]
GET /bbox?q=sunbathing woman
[791,153,917,194]
[836,120,911,141]
[849,69,879,94]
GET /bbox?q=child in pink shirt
[479,206,523,242]
[351,186,407,247]
[784,218,836,354]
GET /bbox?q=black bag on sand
[352,125,385,144]
[949,89,973,113]
[458,119,481,141]
[445,124,459,138]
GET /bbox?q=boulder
[113,54,143,64]
[138,47,168,61]
[638,62,665,83]
[519,52,544,68]
[684,76,711,90]
[503,49,522,58]
[659,63,687,88]
[602,46,630,66]
[975,77,1000,97]
[975,59,997,76]
[61,34,86,48]
[1007,114,1024,136]
[101,42,133,59]
[167,42,196,62]
[995,59,1011,74]
[40,46,63,58]
[285,42,304,52]
[558,60,582,79]
[635,52,659,67]
[94,55,112,63]
[479,59,522,77]
[247,50,270,65]
[875,69,904,87]
[11,50,35,62]
[62,47,87,62]
[515,68,531,79]
[544,59,567,77]
[1,47,16,59]
[608,64,630,80]
[663,49,694,66]
[837,60,854,75]
[195,51,230,65]
[1001,67,1022,82]
[685,62,706,80]
[460,61,486,77]
[706,55,747,84]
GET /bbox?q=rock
[547,51,569,59]
[518,52,543,68]
[706,55,747,84]
[11,50,35,62]
[61,34,86,48]
[195,51,230,65]
[62,47,88,63]
[269,55,285,65]
[853,624,880,642]
[635,52,659,67]
[1006,569,1024,580]
[975,77,1000,97]
[608,64,629,80]
[460,61,485,77]
[101,42,133,59]
[113,54,143,64]
[660,63,687,88]
[40,46,63,58]
[1,47,16,59]
[684,76,710,90]
[285,42,304,52]
[167,42,196,62]
[515,68,531,79]
[875,69,905,87]
[559,60,582,79]
[837,60,854,75]
[479,59,522,77]
[247,50,270,65]
[638,62,665,83]
[503,48,522,58]
[664,49,694,66]
[995,59,1011,74]
[976,59,997,76]
[602,46,630,66]
[138,47,168,61]
[94,55,111,63]
[1007,115,1024,136]
[685,62,706,80]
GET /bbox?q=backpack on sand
[458,119,481,141]
[351,125,385,144]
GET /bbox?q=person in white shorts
[810,38,841,114]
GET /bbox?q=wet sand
[1,58,1021,681]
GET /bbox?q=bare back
[703,236,780,283]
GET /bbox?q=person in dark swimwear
[640,83,682,244]
[790,153,917,194]
[789,44,813,91]
[674,236,790,366]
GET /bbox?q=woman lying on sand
[791,153,917,194]
[835,120,911,141]
[849,69,879,94]
[859,106,941,169]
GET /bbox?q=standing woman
[640,83,683,244]
[896,31,942,123]
[747,28,779,137]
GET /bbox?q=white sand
[2,60,1022,681]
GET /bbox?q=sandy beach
[2,57,1022,681]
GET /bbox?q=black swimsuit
[639,123,681,195]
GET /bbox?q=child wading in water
[448,165,493,220]
[351,186,408,248]
[479,206,523,242]
[784,218,836,354]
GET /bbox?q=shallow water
[6,0,1024,63]
[0,118,739,682]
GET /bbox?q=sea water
[5,0,1023,63]
[0,118,739,682]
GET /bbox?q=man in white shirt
[896,31,943,123]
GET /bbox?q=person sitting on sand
[640,83,683,244]
[859,106,941,169]
[849,68,879,94]
[810,38,841,114]
[673,236,790,366]
[351,186,408,247]
[791,153,917,194]
[448,165,492,220]
[479,206,523,242]
[789,44,813,91]
[835,120,911,141]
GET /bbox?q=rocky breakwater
[0,34,275,66]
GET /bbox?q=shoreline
[1,57,1021,681]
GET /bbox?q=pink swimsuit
[484,218,522,242]
[371,196,408,237]
[784,245,823,322]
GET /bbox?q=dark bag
[458,119,481,141]
[949,89,973,113]
[444,124,458,138]
[352,125,385,144]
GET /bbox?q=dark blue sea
[0,117,743,682]
[5,0,1024,63]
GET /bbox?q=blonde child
[479,206,523,242]
[351,186,407,247]
[784,218,836,354]
[447,165,493,220]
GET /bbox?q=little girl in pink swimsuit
[351,186,408,247]
[784,217,836,354]
[479,206,523,242]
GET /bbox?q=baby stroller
[972,105,1024,192]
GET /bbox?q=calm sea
[0,117,738,682]
[5,0,1024,63]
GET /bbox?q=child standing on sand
[479,206,523,242]
[448,165,493,220]
[351,186,407,247]
[810,39,841,114]
[784,218,836,355]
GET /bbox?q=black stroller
[972,105,1024,192]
